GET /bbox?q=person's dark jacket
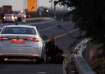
[45,41,63,57]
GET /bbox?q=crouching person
[45,38,64,64]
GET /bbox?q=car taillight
[0,37,8,40]
[11,39,25,44]
[32,54,39,57]
[26,37,40,42]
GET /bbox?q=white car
[0,25,45,63]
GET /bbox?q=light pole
[49,0,53,17]
[49,0,58,18]
[54,1,57,18]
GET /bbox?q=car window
[1,27,36,34]
[0,28,1,32]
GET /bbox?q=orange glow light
[27,0,38,12]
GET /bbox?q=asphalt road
[0,64,63,74]
[0,18,81,74]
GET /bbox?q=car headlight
[23,15,26,18]
[12,16,15,20]
[3,17,6,19]
[14,16,17,19]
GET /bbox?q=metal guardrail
[26,17,56,25]
[26,17,55,21]
[73,38,95,74]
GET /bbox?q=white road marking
[55,28,79,39]
[45,28,79,42]
[37,72,47,74]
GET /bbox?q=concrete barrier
[73,38,95,74]
[26,17,56,25]
[26,17,55,21]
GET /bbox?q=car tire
[35,58,45,64]
[17,17,22,22]
[0,57,4,63]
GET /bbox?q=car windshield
[1,27,36,34]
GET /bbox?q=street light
[45,9,49,17]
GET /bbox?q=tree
[52,0,105,73]
[53,0,105,48]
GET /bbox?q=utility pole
[49,0,57,18]
[49,0,53,17]
[54,1,57,18]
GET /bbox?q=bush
[93,58,105,74]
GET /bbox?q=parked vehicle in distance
[3,14,17,22]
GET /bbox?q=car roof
[3,25,36,28]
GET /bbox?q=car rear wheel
[35,58,45,64]
[0,57,5,63]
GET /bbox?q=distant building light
[20,10,24,13]
[46,9,49,13]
